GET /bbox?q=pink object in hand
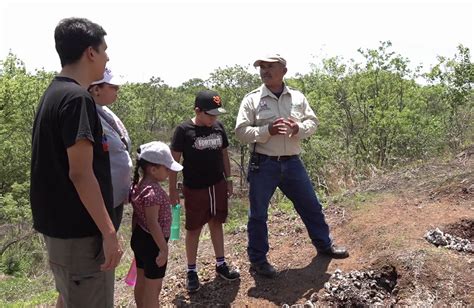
[125,258,137,286]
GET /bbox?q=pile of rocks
[320,267,398,306]
[424,228,473,253]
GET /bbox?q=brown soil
[115,157,474,307]
[442,219,474,241]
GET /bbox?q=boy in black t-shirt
[169,90,240,293]
[30,18,122,307]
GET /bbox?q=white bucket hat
[138,141,183,172]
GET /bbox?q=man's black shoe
[318,245,349,259]
[186,271,200,293]
[216,262,240,281]
[250,261,277,278]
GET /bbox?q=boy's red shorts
[183,179,228,230]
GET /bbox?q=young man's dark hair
[54,17,107,67]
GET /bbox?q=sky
[0,0,473,86]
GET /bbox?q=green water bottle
[170,204,181,240]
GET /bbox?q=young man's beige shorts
[43,234,114,307]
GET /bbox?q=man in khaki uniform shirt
[235,54,349,278]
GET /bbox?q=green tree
[425,44,474,150]
[0,53,53,275]
[113,77,193,150]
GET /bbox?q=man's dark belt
[256,153,298,161]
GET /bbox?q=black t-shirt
[171,119,229,189]
[30,76,115,238]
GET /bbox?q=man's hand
[156,248,168,267]
[284,118,299,137]
[100,232,123,271]
[268,118,287,135]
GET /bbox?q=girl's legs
[134,268,145,308]
[143,277,163,308]
[208,217,224,258]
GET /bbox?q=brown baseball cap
[253,54,287,67]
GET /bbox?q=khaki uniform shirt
[235,84,318,156]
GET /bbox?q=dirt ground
[115,156,473,307]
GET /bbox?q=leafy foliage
[425,45,474,150]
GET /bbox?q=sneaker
[186,271,200,293]
[216,262,240,281]
[317,245,349,259]
[250,261,277,278]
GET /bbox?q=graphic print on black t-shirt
[193,133,223,150]
[171,120,229,189]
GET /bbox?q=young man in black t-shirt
[169,90,240,293]
[30,18,122,307]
